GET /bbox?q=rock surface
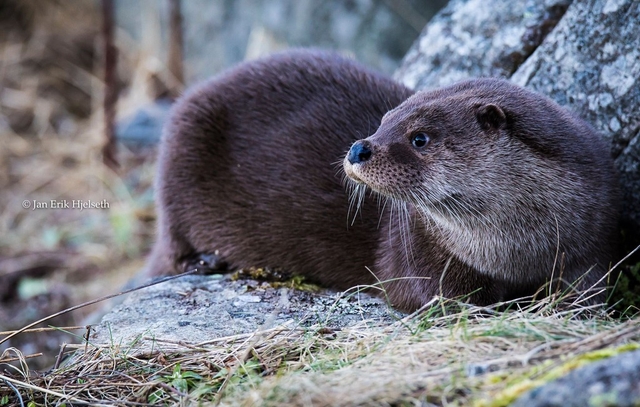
[511,349,640,407]
[394,0,572,90]
[93,274,398,346]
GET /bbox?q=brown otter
[144,49,413,291]
[145,49,620,311]
[344,78,620,310]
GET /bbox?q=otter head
[342,79,601,281]
[343,83,513,227]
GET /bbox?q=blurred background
[0,0,448,368]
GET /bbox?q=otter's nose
[347,140,372,164]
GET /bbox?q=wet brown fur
[146,50,620,312]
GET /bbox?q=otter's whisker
[378,196,390,230]
[400,200,416,268]
[408,190,445,236]
[346,182,364,226]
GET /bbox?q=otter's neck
[418,205,558,284]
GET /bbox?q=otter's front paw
[184,252,229,274]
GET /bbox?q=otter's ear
[476,104,506,131]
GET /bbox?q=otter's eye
[411,132,430,149]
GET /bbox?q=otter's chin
[343,159,366,184]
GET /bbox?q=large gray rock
[394,0,572,89]
[511,349,640,407]
[395,0,640,239]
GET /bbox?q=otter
[144,49,413,291]
[344,78,620,310]
[145,49,620,311]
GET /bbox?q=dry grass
[0,296,639,406]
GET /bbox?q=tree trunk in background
[101,0,119,170]
[395,0,640,244]
[168,0,185,92]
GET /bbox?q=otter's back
[154,50,414,288]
